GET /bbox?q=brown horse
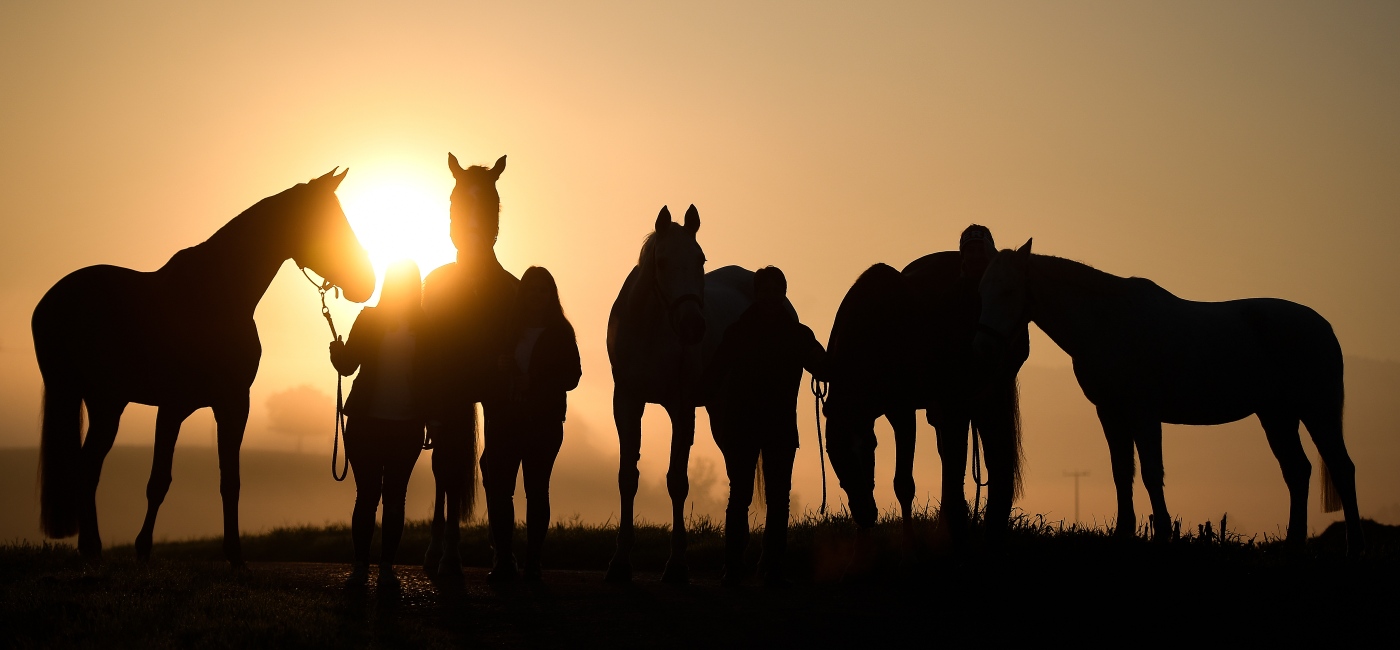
[976,240,1363,556]
[33,169,374,565]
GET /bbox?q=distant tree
[266,385,333,453]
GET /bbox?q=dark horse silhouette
[823,253,1027,549]
[34,169,375,565]
[976,241,1363,556]
[605,205,768,583]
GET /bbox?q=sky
[1,1,1398,539]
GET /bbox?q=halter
[299,264,349,482]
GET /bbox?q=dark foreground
[3,515,1397,648]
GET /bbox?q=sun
[336,169,457,299]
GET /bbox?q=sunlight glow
[337,170,457,301]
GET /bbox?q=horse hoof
[604,559,632,584]
[423,542,443,574]
[661,561,689,585]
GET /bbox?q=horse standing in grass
[605,205,764,584]
[823,254,1026,552]
[33,169,375,566]
[975,240,1363,555]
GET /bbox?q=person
[704,266,826,587]
[420,153,519,579]
[479,266,581,582]
[328,259,427,592]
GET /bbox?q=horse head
[975,238,1032,365]
[644,205,706,345]
[290,168,375,303]
[447,152,506,254]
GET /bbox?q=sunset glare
[337,170,455,292]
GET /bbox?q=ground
[2,516,1396,647]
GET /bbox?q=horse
[823,254,1027,552]
[33,168,375,566]
[605,205,761,584]
[420,152,516,577]
[975,240,1364,556]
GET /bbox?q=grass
[3,510,1397,647]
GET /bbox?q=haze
[2,1,1398,543]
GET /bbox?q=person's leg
[345,417,386,585]
[722,439,759,585]
[521,418,564,579]
[378,420,424,580]
[482,402,524,579]
[760,442,797,585]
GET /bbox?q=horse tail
[461,403,482,522]
[39,384,83,538]
[1319,391,1344,513]
[1010,378,1024,500]
[754,449,766,508]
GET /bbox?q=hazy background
[2,1,1398,544]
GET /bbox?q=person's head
[753,266,788,307]
[377,259,422,315]
[447,153,506,259]
[519,266,564,325]
[959,224,997,279]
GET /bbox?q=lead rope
[301,266,349,482]
[970,423,988,522]
[810,377,829,515]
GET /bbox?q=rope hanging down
[301,266,349,482]
[810,377,830,515]
[970,423,989,521]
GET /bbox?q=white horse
[605,205,763,583]
[976,240,1363,556]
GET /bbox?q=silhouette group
[32,154,1365,591]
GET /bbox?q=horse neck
[1026,256,1122,359]
[171,196,296,316]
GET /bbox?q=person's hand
[329,337,347,365]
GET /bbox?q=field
[3,511,1396,648]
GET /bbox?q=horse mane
[156,183,308,276]
[1029,254,1171,300]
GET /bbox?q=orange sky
[2,2,1398,537]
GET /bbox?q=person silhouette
[420,154,519,578]
[328,259,428,592]
[478,266,581,582]
[704,266,826,587]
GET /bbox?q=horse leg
[1097,407,1139,539]
[423,475,445,574]
[975,392,1018,545]
[661,402,696,584]
[1132,420,1170,542]
[1258,410,1309,549]
[1301,408,1363,557]
[606,391,644,583]
[930,411,969,545]
[213,395,249,568]
[888,409,917,545]
[76,400,126,563]
[135,404,196,561]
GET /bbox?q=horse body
[33,170,374,565]
[977,243,1361,554]
[606,206,765,583]
[823,253,1026,546]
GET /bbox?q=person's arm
[798,324,828,381]
[329,309,369,377]
[558,324,582,392]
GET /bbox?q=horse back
[33,264,260,405]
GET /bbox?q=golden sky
[2,1,1398,536]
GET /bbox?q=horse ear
[448,152,465,175]
[330,167,348,190]
[490,155,507,180]
[683,204,700,233]
[1017,238,1033,258]
[655,206,672,231]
